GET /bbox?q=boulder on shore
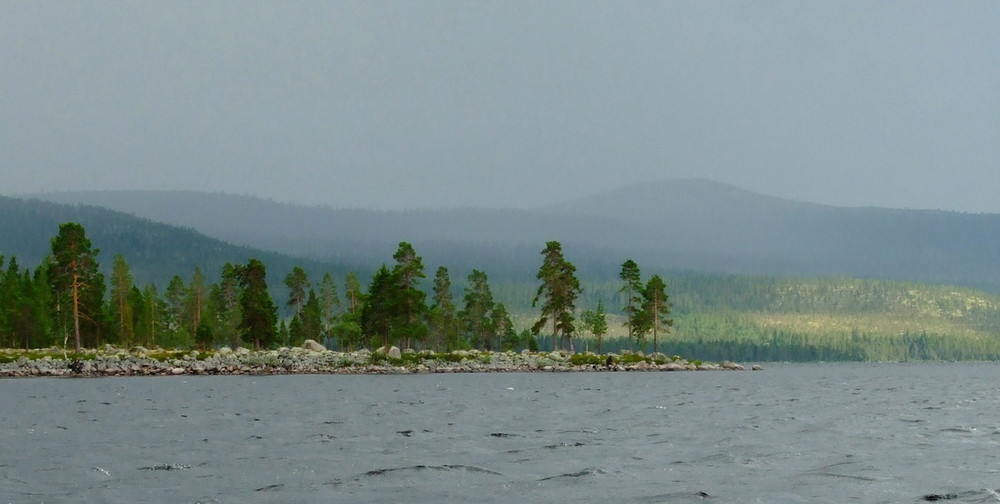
[302,339,326,352]
[376,345,402,360]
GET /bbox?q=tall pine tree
[110,254,135,346]
[531,241,582,352]
[618,259,643,350]
[391,242,428,349]
[48,223,104,352]
[638,275,673,355]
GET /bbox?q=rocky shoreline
[0,342,761,378]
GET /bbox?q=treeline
[3,223,659,354]
[11,221,1000,361]
[632,331,1000,362]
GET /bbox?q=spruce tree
[429,266,459,351]
[362,264,396,350]
[0,256,16,348]
[460,269,496,350]
[300,289,323,344]
[236,259,278,349]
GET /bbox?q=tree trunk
[72,274,81,353]
[551,317,558,351]
[652,295,659,355]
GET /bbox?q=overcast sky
[2,1,998,212]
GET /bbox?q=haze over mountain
[26,179,1000,292]
[0,195,348,290]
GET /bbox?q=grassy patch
[569,353,605,366]
[618,354,648,364]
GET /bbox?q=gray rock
[386,346,402,360]
[302,339,326,352]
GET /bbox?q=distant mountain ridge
[22,179,1000,292]
[0,195,348,289]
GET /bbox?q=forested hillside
[6,195,1000,361]
[27,179,1000,292]
[576,274,1000,361]
[0,196,351,289]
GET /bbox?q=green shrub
[569,353,604,366]
[619,354,648,364]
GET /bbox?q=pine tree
[187,267,207,340]
[391,242,428,349]
[133,284,165,347]
[531,241,582,352]
[638,275,673,354]
[284,266,309,318]
[48,223,103,352]
[110,254,135,346]
[618,259,643,350]
[334,272,365,351]
[344,272,363,316]
[492,302,514,352]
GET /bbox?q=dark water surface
[3,363,1000,503]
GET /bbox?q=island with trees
[2,222,757,377]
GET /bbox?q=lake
[3,363,1000,503]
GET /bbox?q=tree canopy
[531,241,582,352]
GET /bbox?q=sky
[2,1,999,212]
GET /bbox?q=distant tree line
[0,223,675,355]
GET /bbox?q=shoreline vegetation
[0,341,759,378]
